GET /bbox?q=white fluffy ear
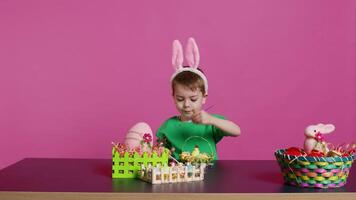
[172,40,183,70]
[320,124,335,134]
[185,37,200,68]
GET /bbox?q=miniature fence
[112,147,169,178]
[137,163,207,184]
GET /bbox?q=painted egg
[342,152,350,157]
[285,147,306,156]
[326,150,342,157]
[124,122,153,150]
[307,150,325,157]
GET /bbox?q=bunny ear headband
[171,37,208,95]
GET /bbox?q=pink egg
[124,122,153,150]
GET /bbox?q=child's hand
[192,110,213,125]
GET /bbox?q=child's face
[173,83,206,121]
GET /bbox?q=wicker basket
[180,136,214,164]
[275,149,354,188]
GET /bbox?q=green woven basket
[275,149,354,188]
[112,147,169,178]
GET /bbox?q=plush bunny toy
[304,123,335,154]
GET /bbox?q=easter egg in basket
[307,149,325,157]
[285,147,306,156]
[124,122,153,151]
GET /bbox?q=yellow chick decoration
[191,145,200,157]
[179,144,213,164]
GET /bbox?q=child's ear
[202,95,207,104]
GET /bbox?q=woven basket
[180,136,214,164]
[275,149,355,188]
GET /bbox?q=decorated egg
[285,147,306,156]
[326,150,342,157]
[342,152,351,157]
[124,122,153,151]
[307,149,325,157]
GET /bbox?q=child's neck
[178,115,192,122]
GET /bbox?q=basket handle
[181,136,214,156]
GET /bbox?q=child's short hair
[171,67,206,95]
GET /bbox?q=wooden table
[0,158,355,199]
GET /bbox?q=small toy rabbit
[304,123,335,154]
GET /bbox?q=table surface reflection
[0,158,355,193]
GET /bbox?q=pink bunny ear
[185,37,200,68]
[172,40,183,70]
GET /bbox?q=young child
[156,38,241,161]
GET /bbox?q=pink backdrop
[0,0,355,169]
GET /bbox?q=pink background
[0,0,355,169]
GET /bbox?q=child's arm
[192,110,241,136]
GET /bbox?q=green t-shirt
[156,114,227,161]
